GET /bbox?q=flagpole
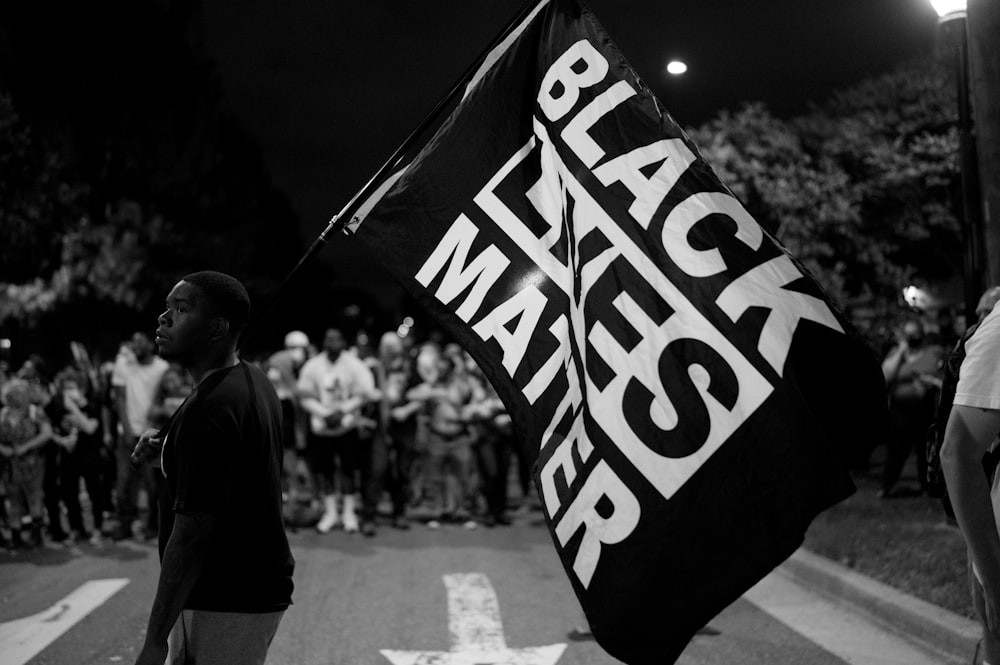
[240,0,548,350]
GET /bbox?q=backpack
[926,323,1000,517]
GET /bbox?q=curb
[782,548,981,662]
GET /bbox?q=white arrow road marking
[381,573,567,665]
[0,578,130,665]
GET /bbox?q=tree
[0,1,303,362]
[689,103,862,304]
[689,53,962,337]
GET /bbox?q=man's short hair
[181,271,251,336]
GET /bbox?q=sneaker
[427,519,442,530]
[343,514,360,533]
[391,516,411,530]
[361,521,377,538]
[342,495,359,533]
[316,510,339,533]
[462,519,478,530]
[316,495,340,533]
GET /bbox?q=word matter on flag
[348,0,887,662]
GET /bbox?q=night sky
[201,0,942,310]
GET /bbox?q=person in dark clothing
[466,366,515,528]
[131,271,293,665]
[360,332,420,534]
[879,319,944,497]
[46,367,105,543]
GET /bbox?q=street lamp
[666,60,687,76]
[930,0,984,322]
[929,0,966,20]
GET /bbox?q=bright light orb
[930,0,966,19]
[666,60,688,76]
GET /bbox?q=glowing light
[929,0,966,19]
[666,60,688,76]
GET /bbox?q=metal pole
[949,15,985,321]
[240,0,548,350]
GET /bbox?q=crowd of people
[0,322,537,549]
[5,288,999,551]
[273,326,535,536]
[0,331,194,549]
[871,286,1000,501]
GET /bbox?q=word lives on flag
[349,0,887,662]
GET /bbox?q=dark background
[199,0,940,308]
[0,0,945,359]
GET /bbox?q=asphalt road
[0,513,950,665]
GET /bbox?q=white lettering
[538,40,609,122]
[562,155,773,501]
[661,192,763,277]
[540,423,589,516]
[522,315,572,404]
[471,284,548,377]
[415,214,510,322]
[593,138,697,230]
[716,254,843,376]
[554,460,640,588]
[561,80,635,168]
[474,135,571,294]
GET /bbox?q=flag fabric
[349,1,887,662]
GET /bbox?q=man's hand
[134,637,168,665]
[987,591,1000,637]
[131,429,163,468]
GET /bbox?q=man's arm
[66,400,100,435]
[881,340,907,382]
[941,404,1000,633]
[296,366,335,420]
[16,421,52,455]
[113,385,133,438]
[134,511,217,665]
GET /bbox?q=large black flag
[349,1,886,662]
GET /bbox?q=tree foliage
[689,54,962,330]
[0,1,303,358]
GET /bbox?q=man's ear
[211,317,231,341]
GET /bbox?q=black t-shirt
[45,399,103,457]
[159,362,294,613]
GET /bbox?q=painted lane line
[744,569,949,665]
[381,572,566,665]
[0,578,130,665]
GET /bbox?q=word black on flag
[349,1,886,662]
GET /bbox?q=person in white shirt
[297,328,379,533]
[265,330,311,495]
[111,331,168,540]
[942,291,1000,665]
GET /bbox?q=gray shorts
[167,609,285,664]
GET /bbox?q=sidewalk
[783,548,981,663]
